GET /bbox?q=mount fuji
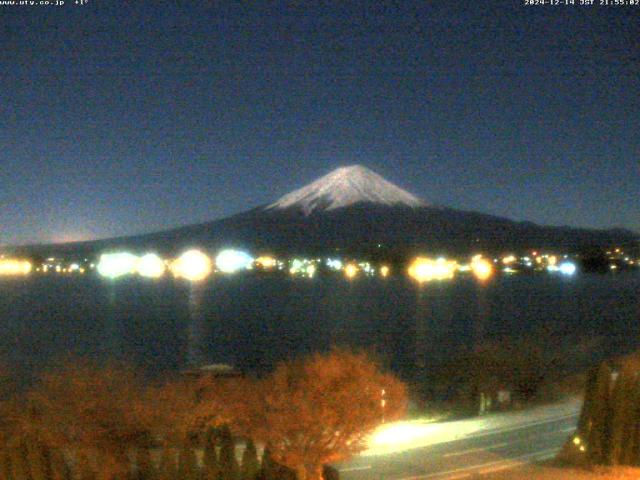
[266,165,425,215]
[18,165,638,258]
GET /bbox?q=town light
[307,264,316,278]
[502,255,516,265]
[380,265,390,278]
[215,249,253,274]
[255,255,277,269]
[408,257,457,283]
[559,262,576,275]
[97,252,138,279]
[171,249,212,281]
[326,258,343,271]
[290,259,304,275]
[345,264,358,279]
[470,255,493,281]
[137,253,166,278]
[0,259,32,276]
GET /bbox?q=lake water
[1,272,639,385]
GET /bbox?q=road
[336,398,581,480]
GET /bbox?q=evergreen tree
[136,448,155,480]
[576,365,598,435]
[205,428,219,450]
[26,442,50,480]
[217,426,238,480]
[0,450,12,480]
[586,361,612,464]
[623,376,640,465]
[177,444,199,480]
[202,437,219,480]
[257,447,275,480]
[157,448,177,480]
[76,452,96,480]
[607,357,640,465]
[578,355,640,466]
[49,449,71,480]
[10,443,31,480]
[239,440,259,480]
[0,451,10,480]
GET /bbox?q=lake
[1,272,638,386]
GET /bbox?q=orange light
[345,264,358,279]
[171,250,212,281]
[255,256,277,269]
[408,257,457,283]
[0,259,32,276]
[502,255,516,265]
[470,255,493,281]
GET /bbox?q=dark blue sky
[2,1,638,245]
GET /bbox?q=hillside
[7,166,638,258]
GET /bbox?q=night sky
[2,1,638,245]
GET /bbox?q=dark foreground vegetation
[416,326,598,418]
[444,351,640,480]
[480,464,640,479]
[562,351,640,467]
[0,350,406,480]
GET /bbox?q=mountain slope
[11,165,639,258]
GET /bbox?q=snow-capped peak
[267,165,426,215]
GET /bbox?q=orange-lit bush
[247,349,407,480]
[0,350,407,480]
[16,359,149,479]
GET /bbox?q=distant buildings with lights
[1,245,637,282]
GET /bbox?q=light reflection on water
[187,283,207,368]
[0,273,638,382]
